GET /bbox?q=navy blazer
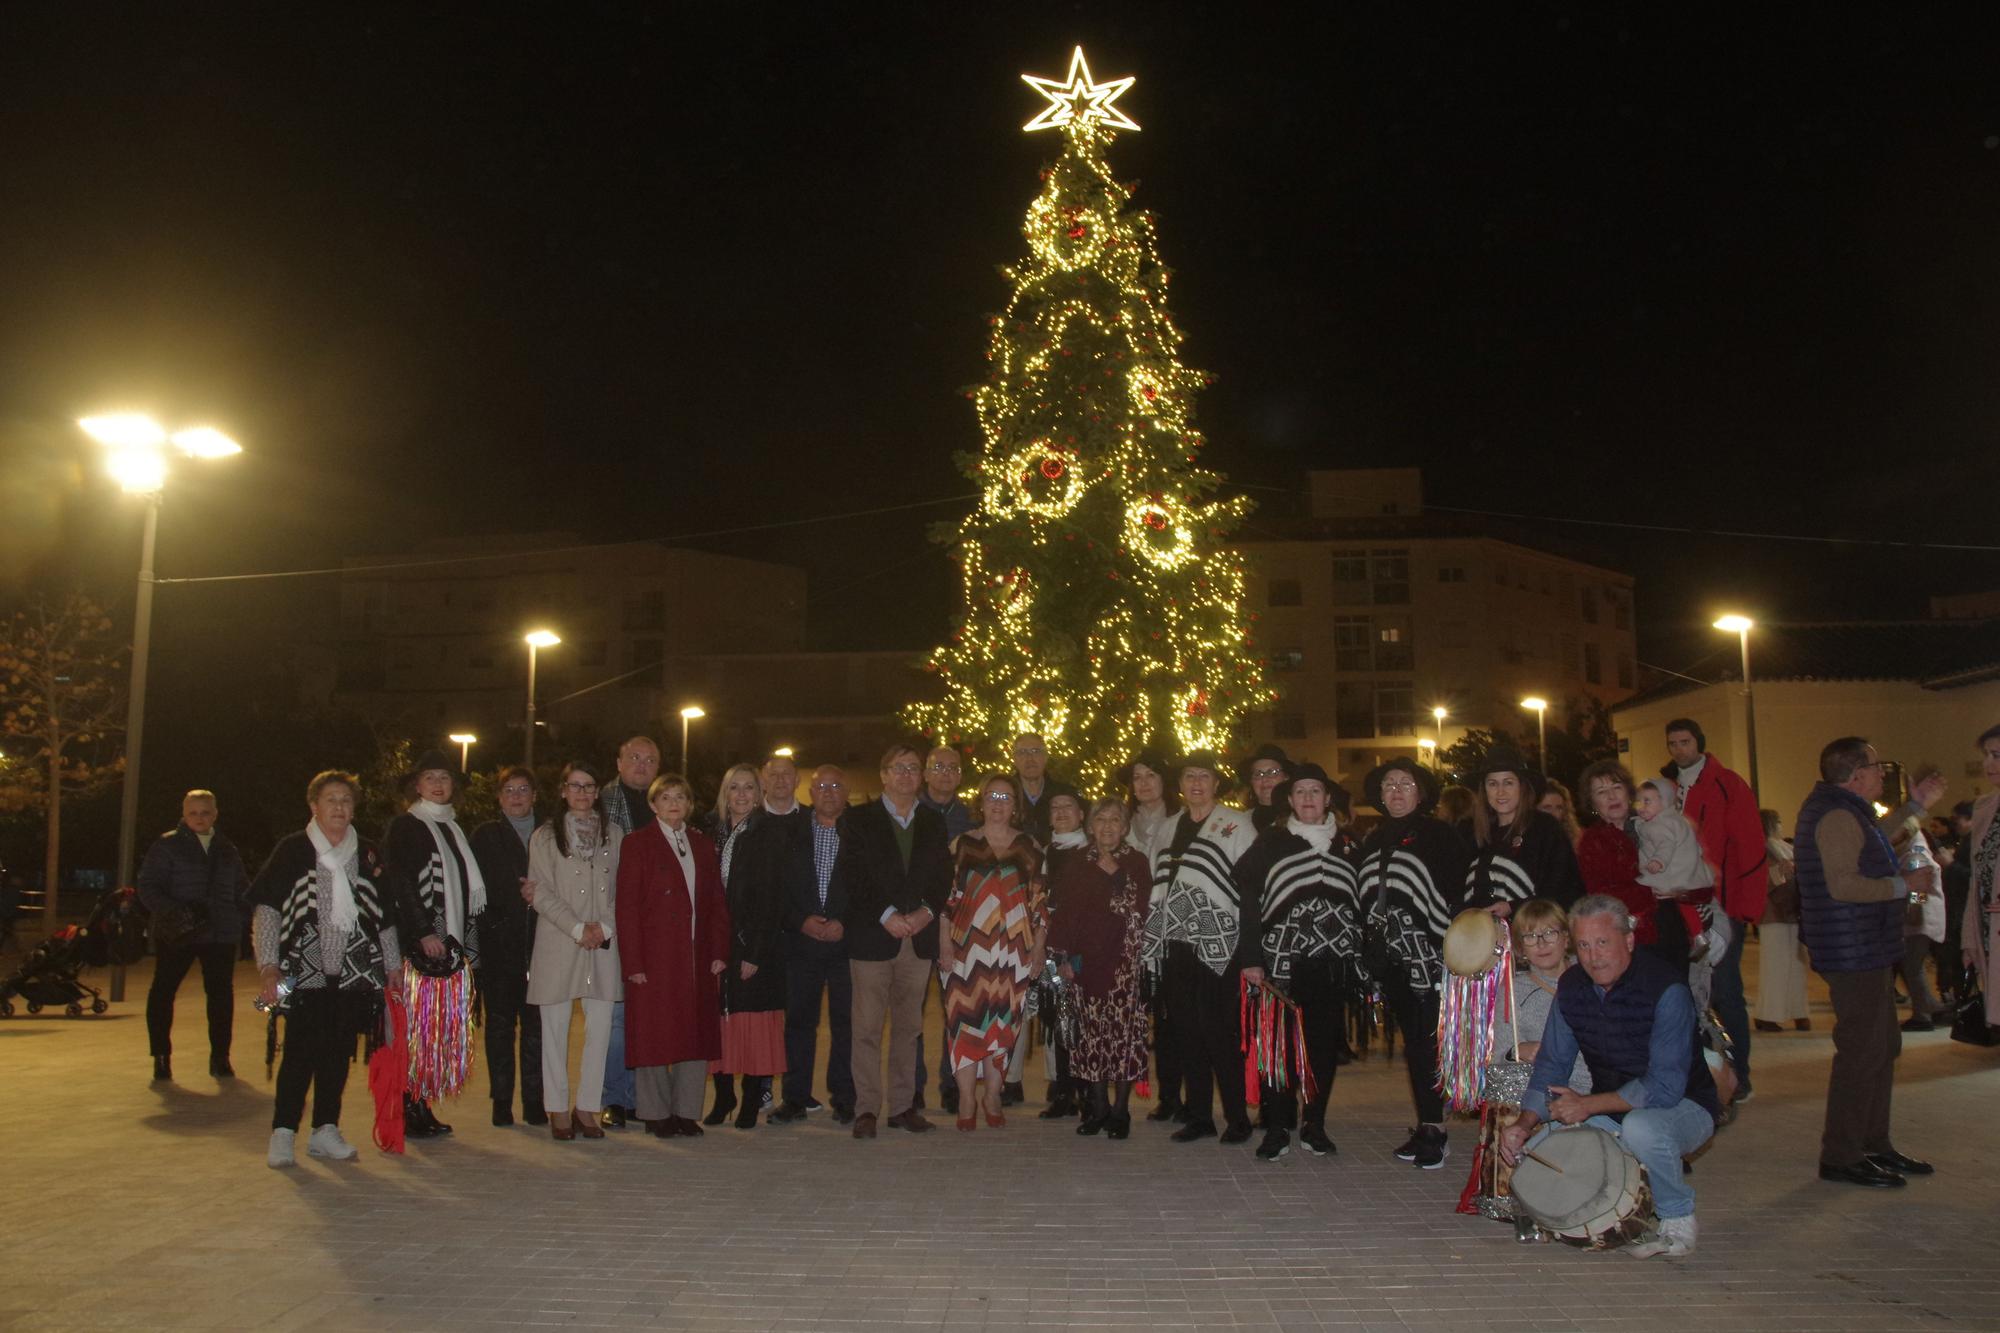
[835,799,951,962]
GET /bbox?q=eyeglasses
[1250,767,1286,781]
[984,792,1014,802]
[1381,780,1419,793]
[928,762,961,773]
[1520,928,1565,946]
[886,763,921,776]
[565,781,598,793]
[812,782,846,792]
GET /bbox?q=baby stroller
[0,925,109,1017]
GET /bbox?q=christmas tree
[905,48,1274,791]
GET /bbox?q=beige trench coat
[526,820,625,1006]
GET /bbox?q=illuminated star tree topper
[904,48,1273,792]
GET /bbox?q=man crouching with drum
[1499,894,1720,1258]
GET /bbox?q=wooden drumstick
[1522,1148,1564,1174]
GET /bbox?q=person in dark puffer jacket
[1796,736,1946,1190]
[1499,894,1718,1259]
[138,789,251,1082]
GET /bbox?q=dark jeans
[146,941,236,1058]
[1262,963,1343,1132]
[1382,969,1444,1125]
[1822,966,1901,1166]
[478,963,543,1116]
[273,987,370,1132]
[782,934,854,1108]
[1711,916,1752,1088]
[1163,942,1244,1128]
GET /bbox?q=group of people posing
[135,718,2000,1246]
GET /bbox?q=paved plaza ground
[2,946,1997,1332]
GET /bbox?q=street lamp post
[1714,614,1759,801]
[1432,705,1448,751]
[523,630,560,770]
[449,732,477,774]
[82,415,241,1003]
[679,705,705,773]
[1520,696,1549,768]
[1417,737,1437,770]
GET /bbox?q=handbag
[1949,967,2000,1047]
[150,899,207,951]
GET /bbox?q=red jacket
[1673,758,1768,921]
[615,821,731,1068]
[1577,824,1659,946]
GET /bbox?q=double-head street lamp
[1520,696,1549,766]
[679,705,705,773]
[523,630,560,770]
[81,414,242,1001]
[1713,614,1759,800]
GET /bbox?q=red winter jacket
[1672,758,1768,921]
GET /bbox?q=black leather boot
[703,1074,738,1127]
[152,1055,172,1083]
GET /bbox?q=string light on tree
[905,48,1272,789]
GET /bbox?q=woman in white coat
[527,760,625,1140]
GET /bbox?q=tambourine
[1442,908,1505,979]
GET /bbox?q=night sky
[5,6,1999,676]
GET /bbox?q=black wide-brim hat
[1362,757,1440,814]
[1475,745,1546,801]
[1235,743,1294,788]
[1272,760,1351,820]
[1116,749,1174,791]
[401,748,464,799]
[1178,749,1238,795]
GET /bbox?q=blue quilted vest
[1555,949,1720,1124]
[1795,782,1903,974]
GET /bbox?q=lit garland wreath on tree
[905,48,1274,790]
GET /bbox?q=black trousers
[1822,965,1901,1166]
[1382,969,1444,1125]
[478,963,543,1116]
[1149,981,1185,1107]
[1262,962,1344,1132]
[782,934,855,1108]
[273,987,369,1132]
[146,941,237,1058]
[1163,942,1245,1127]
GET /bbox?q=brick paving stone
[2,949,1999,1331]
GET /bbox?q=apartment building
[1234,469,1638,779]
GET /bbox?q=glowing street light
[773,746,795,758]
[1713,614,1760,800]
[80,412,242,1003]
[679,705,706,773]
[1520,696,1549,766]
[523,630,560,770]
[1417,737,1438,770]
[449,732,477,773]
[1431,704,1448,751]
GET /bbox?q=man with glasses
[594,735,663,1127]
[1795,737,1945,1189]
[469,766,545,1126]
[1141,751,1258,1144]
[837,744,950,1138]
[1012,732,1079,846]
[772,765,857,1124]
[1661,717,1766,1099]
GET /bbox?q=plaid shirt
[811,817,841,911]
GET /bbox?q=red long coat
[615,821,731,1067]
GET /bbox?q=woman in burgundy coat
[615,774,732,1139]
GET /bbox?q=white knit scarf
[1050,829,1089,851]
[1287,816,1337,850]
[409,797,488,940]
[306,818,360,937]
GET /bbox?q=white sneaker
[307,1124,359,1161]
[267,1127,296,1169]
[1628,1214,1697,1258]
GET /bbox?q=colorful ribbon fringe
[1434,940,1513,1113]
[405,968,476,1101]
[1239,974,1318,1110]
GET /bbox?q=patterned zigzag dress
[943,834,1046,1074]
